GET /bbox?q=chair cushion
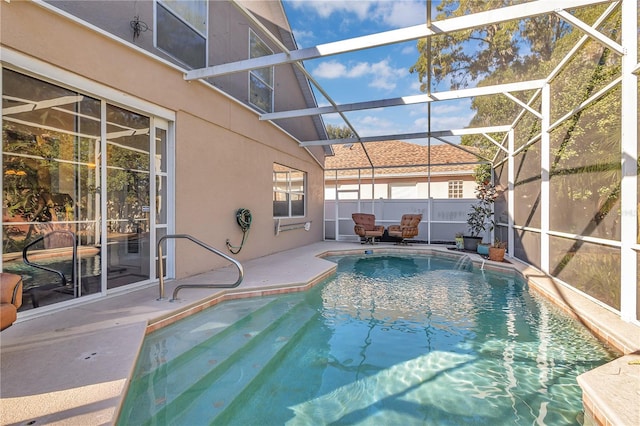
[0,304,18,331]
[0,273,23,309]
[352,213,377,231]
[0,272,22,331]
[399,214,422,227]
[388,214,422,239]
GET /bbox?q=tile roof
[325,140,481,176]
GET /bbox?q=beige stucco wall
[1,1,325,279]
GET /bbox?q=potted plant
[477,241,490,255]
[454,232,464,250]
[489,238,507,262]
[463,181,496,251]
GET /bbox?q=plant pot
[455,237,464,250]
[477,243,490,255]
[488,247,506,262]
[462,236,482,251]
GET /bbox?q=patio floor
[1,241,638,425]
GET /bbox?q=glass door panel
[154,126,168,280]
[2,69,102,310]
[105,105,151,289]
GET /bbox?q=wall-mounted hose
[226,208,252,254]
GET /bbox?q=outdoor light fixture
[130,15,148,41]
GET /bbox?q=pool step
[131,296,278,379]
[175,303,319,424]
[119,296,305,424]
[121,295,317,424]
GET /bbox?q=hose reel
[226,208,252,254]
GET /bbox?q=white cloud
[285,0,425,27]
[409,80,423,93]
[313,59,406,91]
[286,0,373,20]
[346,62,371,78]
[369,59,406,90]
[372,1,426,27]
[354,115,397,137]
[313,61,348,79]
[292,28,314,47]
[401,45,417,55]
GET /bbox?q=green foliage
[473,164,491,184]
[326,124,355,140]
[467,180,497,237]
[410,0,576,91]
[553,248,620,310]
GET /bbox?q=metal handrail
[157,234,244,301]
[22,230,77,297]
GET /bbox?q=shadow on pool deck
[1,241,638,425]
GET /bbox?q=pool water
[119,254,618,425]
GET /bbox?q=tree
[326,124,356,140]
[410,0,574,91]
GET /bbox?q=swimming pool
[118,253,617,425]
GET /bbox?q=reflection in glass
[106,104,151,288]
[155,128,167,173]
[156,176,167,225]
[156,2,206,68]
[2,69,101,309]
[273,164,306,218]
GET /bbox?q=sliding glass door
[2,68,170,310]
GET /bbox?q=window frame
[155,0,208,69]
[273,163,306,218]
[448,180,464,198]
[249,29,274,113]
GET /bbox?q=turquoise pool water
[119,254,617,425]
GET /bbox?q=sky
[281,0,475,143]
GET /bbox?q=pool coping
[1,241,638,425]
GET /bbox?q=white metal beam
[548,76,622,133]
[230,0,365,159]
[186,24,431,80]
[546,2,620,83]
[185,0,611,80]
[540,83,551,274]
[507,129,515,258]
[554,9,623,55]
[2,95,84,115]
[299,125,511,147]
[261,80,546,121]
[619,0,638,322]
[503,92,542,119]
[430,135,494,163]
[482,132,509,154]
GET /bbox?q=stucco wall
[1,1,325,279]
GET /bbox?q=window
[249,30,274,113]
[390,184,418,199]
[273,164,305,217]
[448,180,464,198]
[156,0,207,69]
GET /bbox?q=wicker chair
[387,214,422,245]
[352,213,385,244]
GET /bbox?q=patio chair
[352,213,385,244]
[1,273,23,331]
[387,214,422,245]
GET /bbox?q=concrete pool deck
[1,241,638,425]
